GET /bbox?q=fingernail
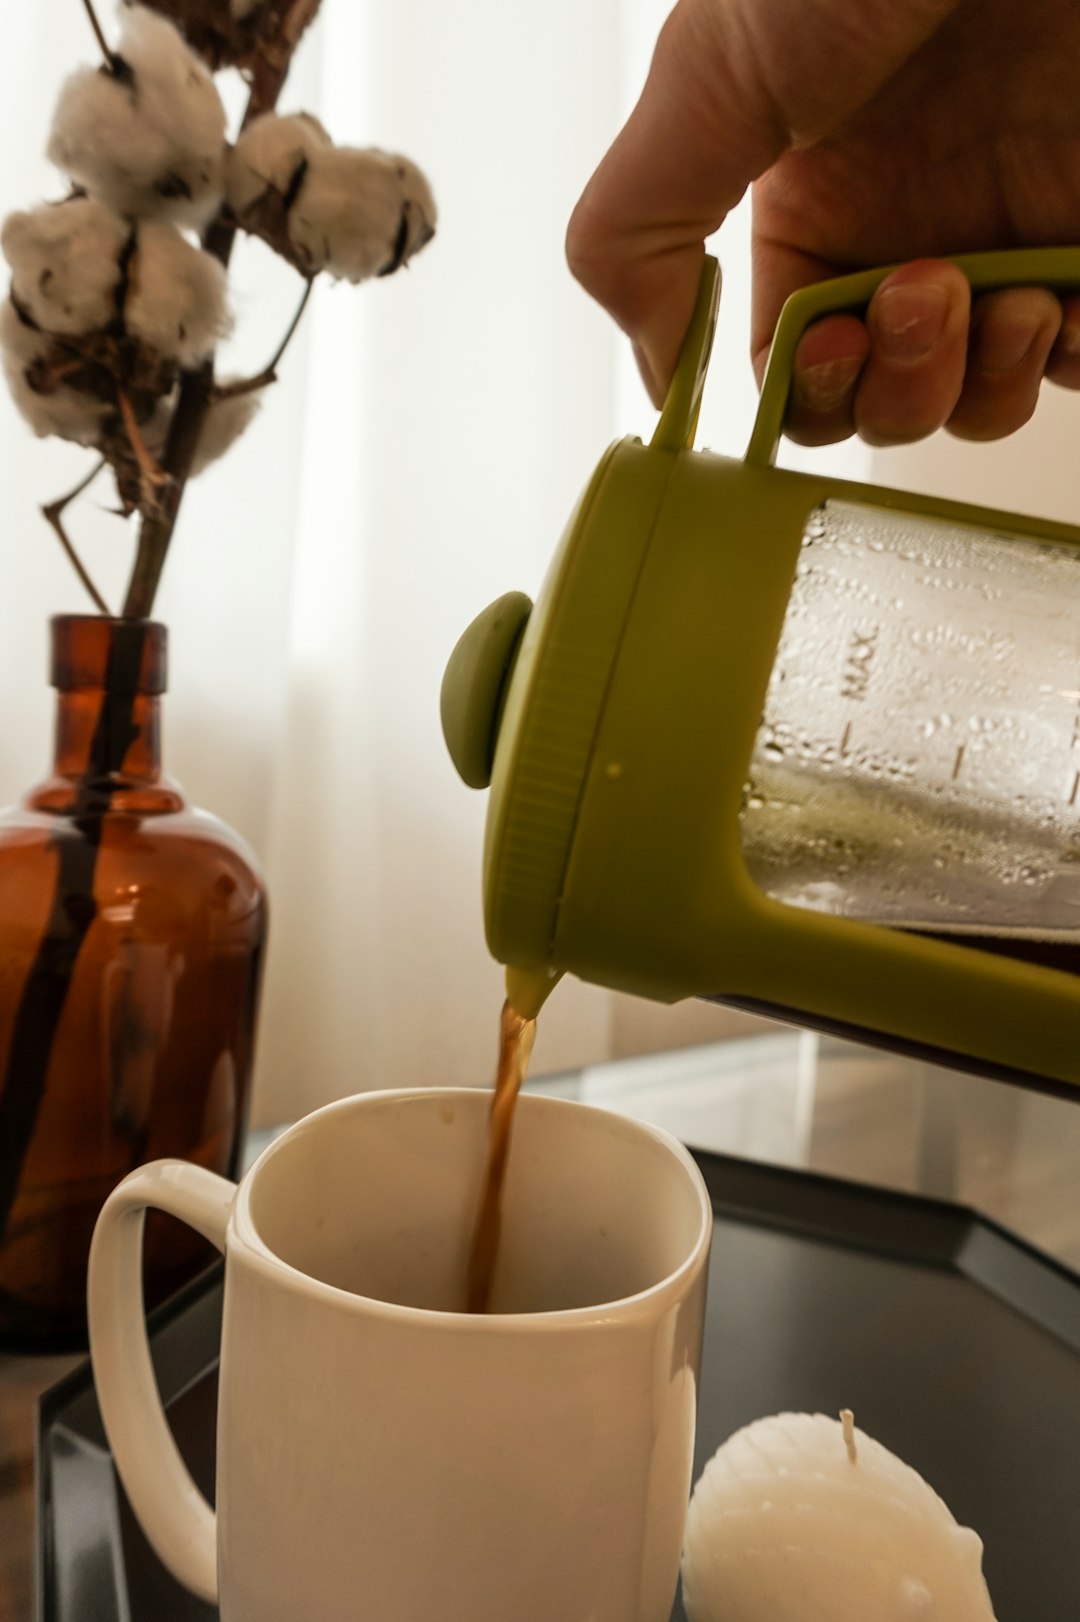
[797,355,864,411]
[874,283,951,360]
[973,319,1036,374]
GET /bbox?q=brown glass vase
[0,615,267,1349]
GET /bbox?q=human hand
[566,0,1080,445]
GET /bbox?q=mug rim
[230,1087,713,1331]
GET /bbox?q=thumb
[567,0,964,405]
[567,0,780,404]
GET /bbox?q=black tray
[37,1150,1080,1622]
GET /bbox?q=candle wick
[840,1408,858,1464]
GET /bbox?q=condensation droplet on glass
[740,497,1080,934]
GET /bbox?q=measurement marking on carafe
[951,745,965,781]
[840,723,853,756]
[1069,770,1080,808]
[840,626,879,703]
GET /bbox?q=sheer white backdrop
[1,2,1077,1127]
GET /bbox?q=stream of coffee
[466,999,536,1314]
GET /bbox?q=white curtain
[1,0,637,1128]
[2,2,1075,1131]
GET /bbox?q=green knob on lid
[441,591,533,789]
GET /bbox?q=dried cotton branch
[48,6,227,229]
[125,222,229,367]
[126,0,320,76]
[1,197,128,445]
[290,148,436,281]
[2,196,228,373]
[225,111,331,217]
[1,197,127,337]
[2,0,434,619]
[1,195,229,506]
[41,459,112,615]
[227,115,437,282]
[0,301,112,445]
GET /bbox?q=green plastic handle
[650,256,722,454]
[746,246,1080,467]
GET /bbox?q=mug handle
[87,1159,235,1606]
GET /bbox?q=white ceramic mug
[88,1087,713,1622]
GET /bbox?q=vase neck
[29,616,182,813]
[53,687,163,785]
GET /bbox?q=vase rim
[50,613,166,630]
[49,615,167,694]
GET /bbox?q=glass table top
[528,1029,1080,1271]
[248,1027,1080,1271]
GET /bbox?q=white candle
[681,1411,998,1621]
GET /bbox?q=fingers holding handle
[785,264,1071,448]
[747,247,1080,466]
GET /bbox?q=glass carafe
[742,498,1080,970]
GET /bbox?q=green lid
[440,592,532,790]
[444,264,724,974]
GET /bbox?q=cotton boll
[390,156,438,269]
[190,385,261,474]
[0,299,109,445]
[47,6,227,228]
[226,111,332,218]
[681,1414,998,1622]
[125,222,228,367]
[288,146,437,282]
[1,197,128,337]
[1,297,46,377]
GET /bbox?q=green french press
[441,249,1080,1095]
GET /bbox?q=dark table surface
[31,1146,1080,1622]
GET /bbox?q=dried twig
[122,0,321,620]
[41,459,111,615]
[79,0,118,72]
[249,0,323,97]
[117,390,170,514]
[212,278,313,400]
[281,0,323,55]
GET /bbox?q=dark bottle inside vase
[0,615,267,1349]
